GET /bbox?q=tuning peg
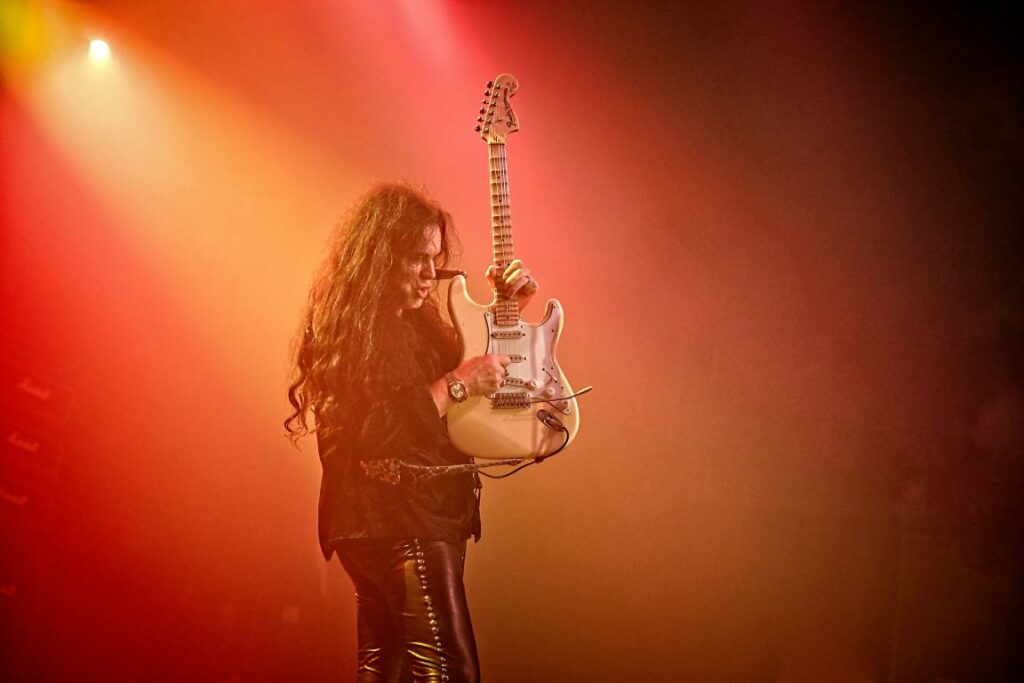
[476,117,484,123]
[479,107,485,114]
[481,99,487,104]
[474,125,482,132]
[487,80,493,87]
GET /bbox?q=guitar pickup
[490,330,525,340]
[507,354,525,363]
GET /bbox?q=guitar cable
[477,408,572,479]
[531,385,594,408]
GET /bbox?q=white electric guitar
[446,74,581,460]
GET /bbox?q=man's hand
[453,354,512,396]
[485,259,539,310]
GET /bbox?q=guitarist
[285,182,538,683]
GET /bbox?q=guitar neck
[488,142,520,325]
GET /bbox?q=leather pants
[335,539,481,683]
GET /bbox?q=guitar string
[499,142,514,363]
[499,142,513,317]
[489,142,503,360]
[490,143,504,361]
[490,140,528,389]
[505,144,519,361]
[494,142,507,359]
[499,142,507,362]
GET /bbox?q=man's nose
[423,260,436,280]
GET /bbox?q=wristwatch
[445,372,468,403]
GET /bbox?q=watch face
[450,380,467,401]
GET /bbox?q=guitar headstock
[474,73,519,143]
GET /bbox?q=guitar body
[446,275,580,459]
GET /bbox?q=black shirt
[315,314,480,559]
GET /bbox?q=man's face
[397,226,441,313]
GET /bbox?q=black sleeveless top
[315,312,480,560]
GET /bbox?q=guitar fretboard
[488,142,519,326]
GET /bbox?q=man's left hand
[485,259,539,310]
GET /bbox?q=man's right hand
[453,354,511,395]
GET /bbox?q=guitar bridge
[489,392,531,409]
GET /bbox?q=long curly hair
[284,182,460,446]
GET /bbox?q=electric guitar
[446,74,581,460]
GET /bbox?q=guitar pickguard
[481,310,572,415]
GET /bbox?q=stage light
[89,38,110,63]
